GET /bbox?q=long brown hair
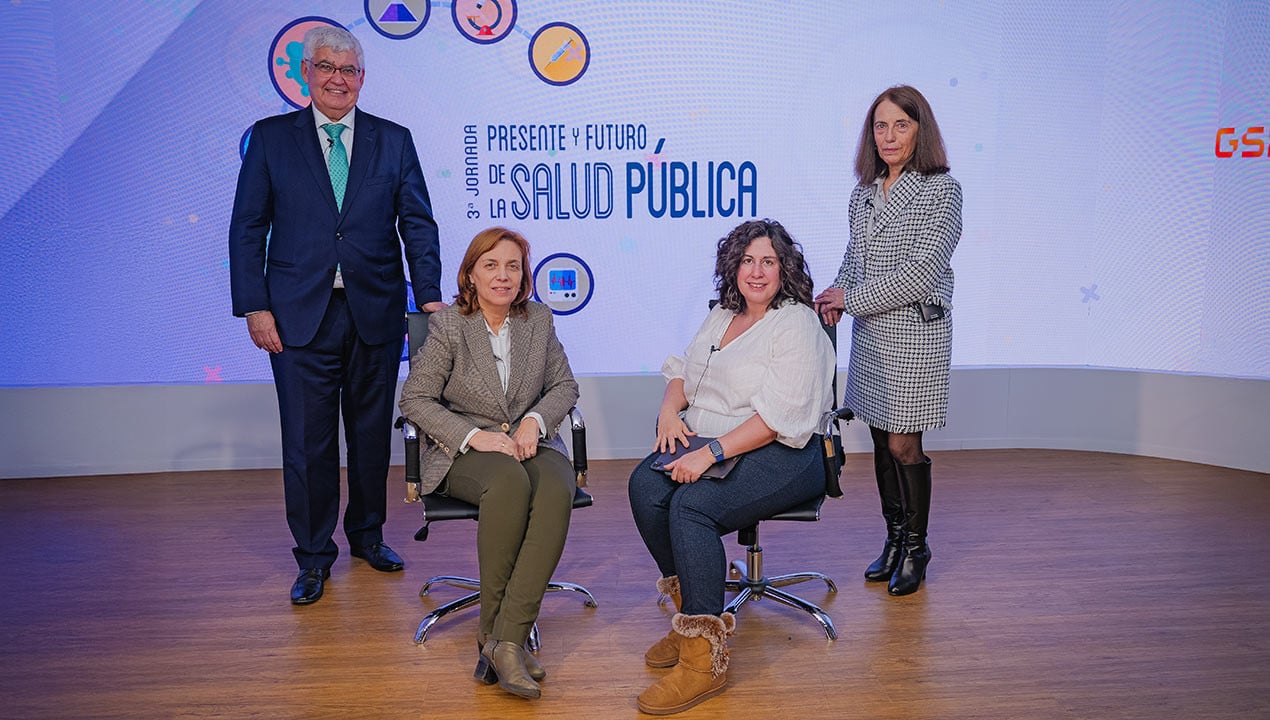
[853,85,949,183]
[453,227,533,318]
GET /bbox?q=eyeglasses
[308,60,362,79]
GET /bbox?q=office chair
[397,311,597,648]
[721,404,853,639]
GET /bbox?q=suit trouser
[270,289,403,570]
[442,447,575,645]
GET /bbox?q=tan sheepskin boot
[636,612,735,715]
[644,576,682,668]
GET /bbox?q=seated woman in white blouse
[627,219,836,716]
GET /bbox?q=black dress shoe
[290,568,330,605]
[350,542,404,572]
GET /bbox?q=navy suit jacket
[229,106,441,347]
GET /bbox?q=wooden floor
[1,450,1267,719]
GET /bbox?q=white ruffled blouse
[662,301,836,448]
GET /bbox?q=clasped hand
[469,416,540,461]
[813,287,845,326]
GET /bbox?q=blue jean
[628,438,824,615]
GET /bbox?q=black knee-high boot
[889,458,932,596]
[864,432,904,581]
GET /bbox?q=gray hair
[302,26,365,69]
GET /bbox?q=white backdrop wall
[1,1,1267,478]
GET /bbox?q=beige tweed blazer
[398,302,579,494]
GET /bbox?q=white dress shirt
[663,301,836,448]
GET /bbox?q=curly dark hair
[714,219,814,312]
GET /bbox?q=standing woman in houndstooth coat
[814,85,963,596]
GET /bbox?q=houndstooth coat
[831,171,963,434]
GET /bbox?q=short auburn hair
[854,84,950,183]
[453,227,533,318]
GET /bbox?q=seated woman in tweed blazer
[399,227,579,700]
[815,84,963,597]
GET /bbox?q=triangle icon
[378,3,418,23]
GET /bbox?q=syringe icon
[545,38,575,68]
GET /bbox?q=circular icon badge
[365,0,431,40]
[528,22,589,86]
[451,0,517,44]
[269,16,346,108]
[533,253,593,316]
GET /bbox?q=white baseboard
[2,367,1266,478]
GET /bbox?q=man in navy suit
[229,26,445,605]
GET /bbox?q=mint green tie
[321,123,348,211]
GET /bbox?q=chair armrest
[395,416,422,502]
[820,407,854,499]
[567,407,588,488]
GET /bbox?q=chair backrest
[406,311,432,364]
[821,316,839,398]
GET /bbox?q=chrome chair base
[723,549,838,640]
[414,576,599,646]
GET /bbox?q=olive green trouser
[443,446,574,645]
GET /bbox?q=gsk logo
[1214,127,1266,158]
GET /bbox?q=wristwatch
[707,439,726,463]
